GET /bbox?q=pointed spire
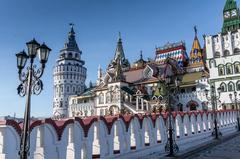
[63,23,80,52]
[89,81,93,88]
[194,25,197,37]
[114,54,124,81]
[188,27,204,68]
[114,32,125,61]
[69,23,75,36]
[140,50,143,60]
[118,31,121,40]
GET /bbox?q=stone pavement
[184,134,240,159]
[140,133,240,159]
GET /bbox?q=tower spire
[194,25,197,37]
[188,27,204,69]
[140,50,143,60]
[63,23,80,52]
[69,23,75,35]
[118,31,121,39]
[114,33,125,61]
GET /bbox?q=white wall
[0,110,238,159]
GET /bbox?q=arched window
[228,82,235,92]
[223,50,230,57]
[236,81,240,91]
[234,48,240,55]
[218,65,225,76]
[67,86,69,92]
[234,62,240,74]
[68,53,73,58]
[75,53,79,58]
[220,82,227,92]
[214,52,220,58]
[98,93,104,104]
[209,59,216,68]
[106,91,111,103]
[226,63,233,75]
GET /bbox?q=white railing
[0,110,238,159]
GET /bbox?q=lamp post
[229,91,240,131]
[164,76,180,156]
[204,85,221,139]
[16,39,51,159]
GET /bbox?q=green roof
[224,0,237,12]
[121,86,135,95]
[78,87,95,98]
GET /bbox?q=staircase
[123,102,146,114]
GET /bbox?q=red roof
[156,45,186,55]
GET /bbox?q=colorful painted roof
[155,41,187,67]
[188,26,205,68]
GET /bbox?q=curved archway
[220,82,227,92]
[228,81,235,92]
[218,64,225,76]
[234,62,240,74]
[234,48,240,55]
[226,63,233,75]
[236,81,240,91]
[223,50,230,56]
[214,52,220,58]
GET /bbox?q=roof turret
[62,23,80,52]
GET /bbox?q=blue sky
[0,0,228,117]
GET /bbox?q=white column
[218,33,224,56]
[228,31,234,55]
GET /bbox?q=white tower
[53,24,87,118]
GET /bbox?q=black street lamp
[164,76,180,156]
[16,39,51,159]
[229,91,240,131]
[204,85,221,139]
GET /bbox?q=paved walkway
[184,134,240,159]
[140,133,240,159]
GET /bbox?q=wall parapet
[0,110,238,159]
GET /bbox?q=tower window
[220,82,227,92]
[223,50,230,57]
[214,52,220,58]
[234,62,240,73]
[234,48,240,55]
[236,81,240,91]
[218,65,225,76]
[68,53,73,58]
[75,54,79,58]
[226,64,233,75]
[228,82,235,92]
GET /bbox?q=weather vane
[69,23,74,28]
